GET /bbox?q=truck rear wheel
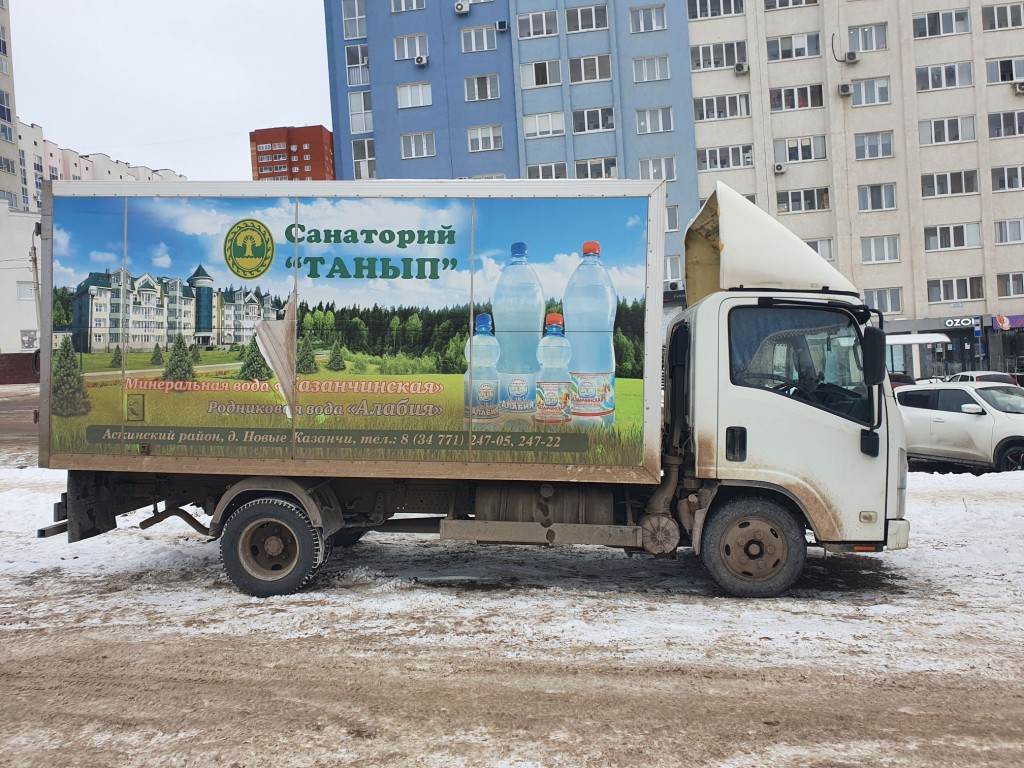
[220,497,324,598]
[700,497,806,598]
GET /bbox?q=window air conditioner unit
[495,19,509,32]
[845,51,860,64]
[734,61,749,75]
[774,162,786,174]
[1013,82,1024,95]
[414,54,429,67]
[838,82,853,97]
[454,1,470,14]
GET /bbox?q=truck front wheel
[220,498,324,598]
[700,497,806,598]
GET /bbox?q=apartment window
[997,272,1024,297]
[996,218,1024,244]
[767,33,820,61]
[522,60,561,88]
[256,143,272,151]
[304,165,312,172]
[465,74,499,101]
[777,187,830,213]
[858,184,896,211]
[639,156,676,180]
[394,34,428,60]
[694,93,750,121]
[462,26,497,52]
[927,277,984,303]
[392,0,424,10]
[805,238,834,261]
[631,5,667,32]
[303,154,310,161]
[348,91,373,133]
[567,5,608,32]
[343,0,366,39]
[993,165,1024,191]
[924,223,982,251]
[986,57,1024,83]
[527,162,568,179]
[852,77,890,106]
[688,0,744,20]
[569,54,611,83]
[468,125,503,152]
[518,10,557,38]
[848,23,887,52]
[766,0,816,8]
[982,3,1024,30]
[916,62,973,91]
[524,112,566,139]
[861,236,900,263]
[401,131,435,159]
[303,144,310,150]
[397,82,432,109]
[345,44,369,86]
[769,84,823,111]
[922,170,979,198]
[634,55,670,82]
[774,135,826,163]
[272,143,287,149]
[855,131,893,159]
[0,25,5,57]
[698,144,753,171]
[913,9,970,38]
[352,139,376,180]
[667,206,680,232]
[863,288,903,314]
[989,110,1024,138]
[637,107,673,134]
[0,89,10,123]
[577,157,618,179]
[573,107,614,133]
[691,42,747,71]
[665,254,682,286]
[919,116,975,145]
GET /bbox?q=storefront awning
[885,333,951,346]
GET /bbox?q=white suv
[895,382,1024,471]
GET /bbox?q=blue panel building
[324,0,697,290]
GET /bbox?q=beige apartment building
[687,0,1024,377]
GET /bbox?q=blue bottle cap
[474,313,493,333]
[510,242,528,258]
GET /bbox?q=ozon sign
[944,317,980,328]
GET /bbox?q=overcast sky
[10,1,333,181]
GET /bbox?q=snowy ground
[2,458,1023,766]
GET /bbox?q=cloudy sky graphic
[51,193,651,310]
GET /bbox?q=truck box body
[39,180,666,485]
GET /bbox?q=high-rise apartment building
[686,0,1024,377]
[322,0,699,308]
[0,1,22,210]
[249,125,336,180]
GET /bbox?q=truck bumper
[885,519,910,550]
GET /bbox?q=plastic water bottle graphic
[463,313,500,430]
[492,242,545,428]
[535,313,572,426]
[563,240,617,428]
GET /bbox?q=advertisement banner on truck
[48,192,652,469]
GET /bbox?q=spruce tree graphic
[296,335,318,374]
[237,335,272,381]
[163,334,196,381]
[52,336,91,417]
[326,340,346,371]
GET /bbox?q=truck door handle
[726,427,747,462]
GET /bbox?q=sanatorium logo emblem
[224,219,274,279]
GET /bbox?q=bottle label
[499,373,536,414]
[465,378,499,421]
[535,380,571,424]
[570,372,615,417]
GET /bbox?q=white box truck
[37,179,909,597]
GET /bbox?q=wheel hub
[239,519,298,580]
[720,516,787,582]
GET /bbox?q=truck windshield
[729,306,871,423]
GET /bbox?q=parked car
[888,372,917,388]
[946,371,1018,385]
[895,382,1024,471]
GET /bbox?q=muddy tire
[700,497,806,598]
[996,443,1024,472]
[220,498,324,598]
[331,529,367,549]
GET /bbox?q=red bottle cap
[582,240,600,255]
[545,312,564,326]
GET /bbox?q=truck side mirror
[862,326,886,387]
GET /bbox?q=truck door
[720,301,886,543]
